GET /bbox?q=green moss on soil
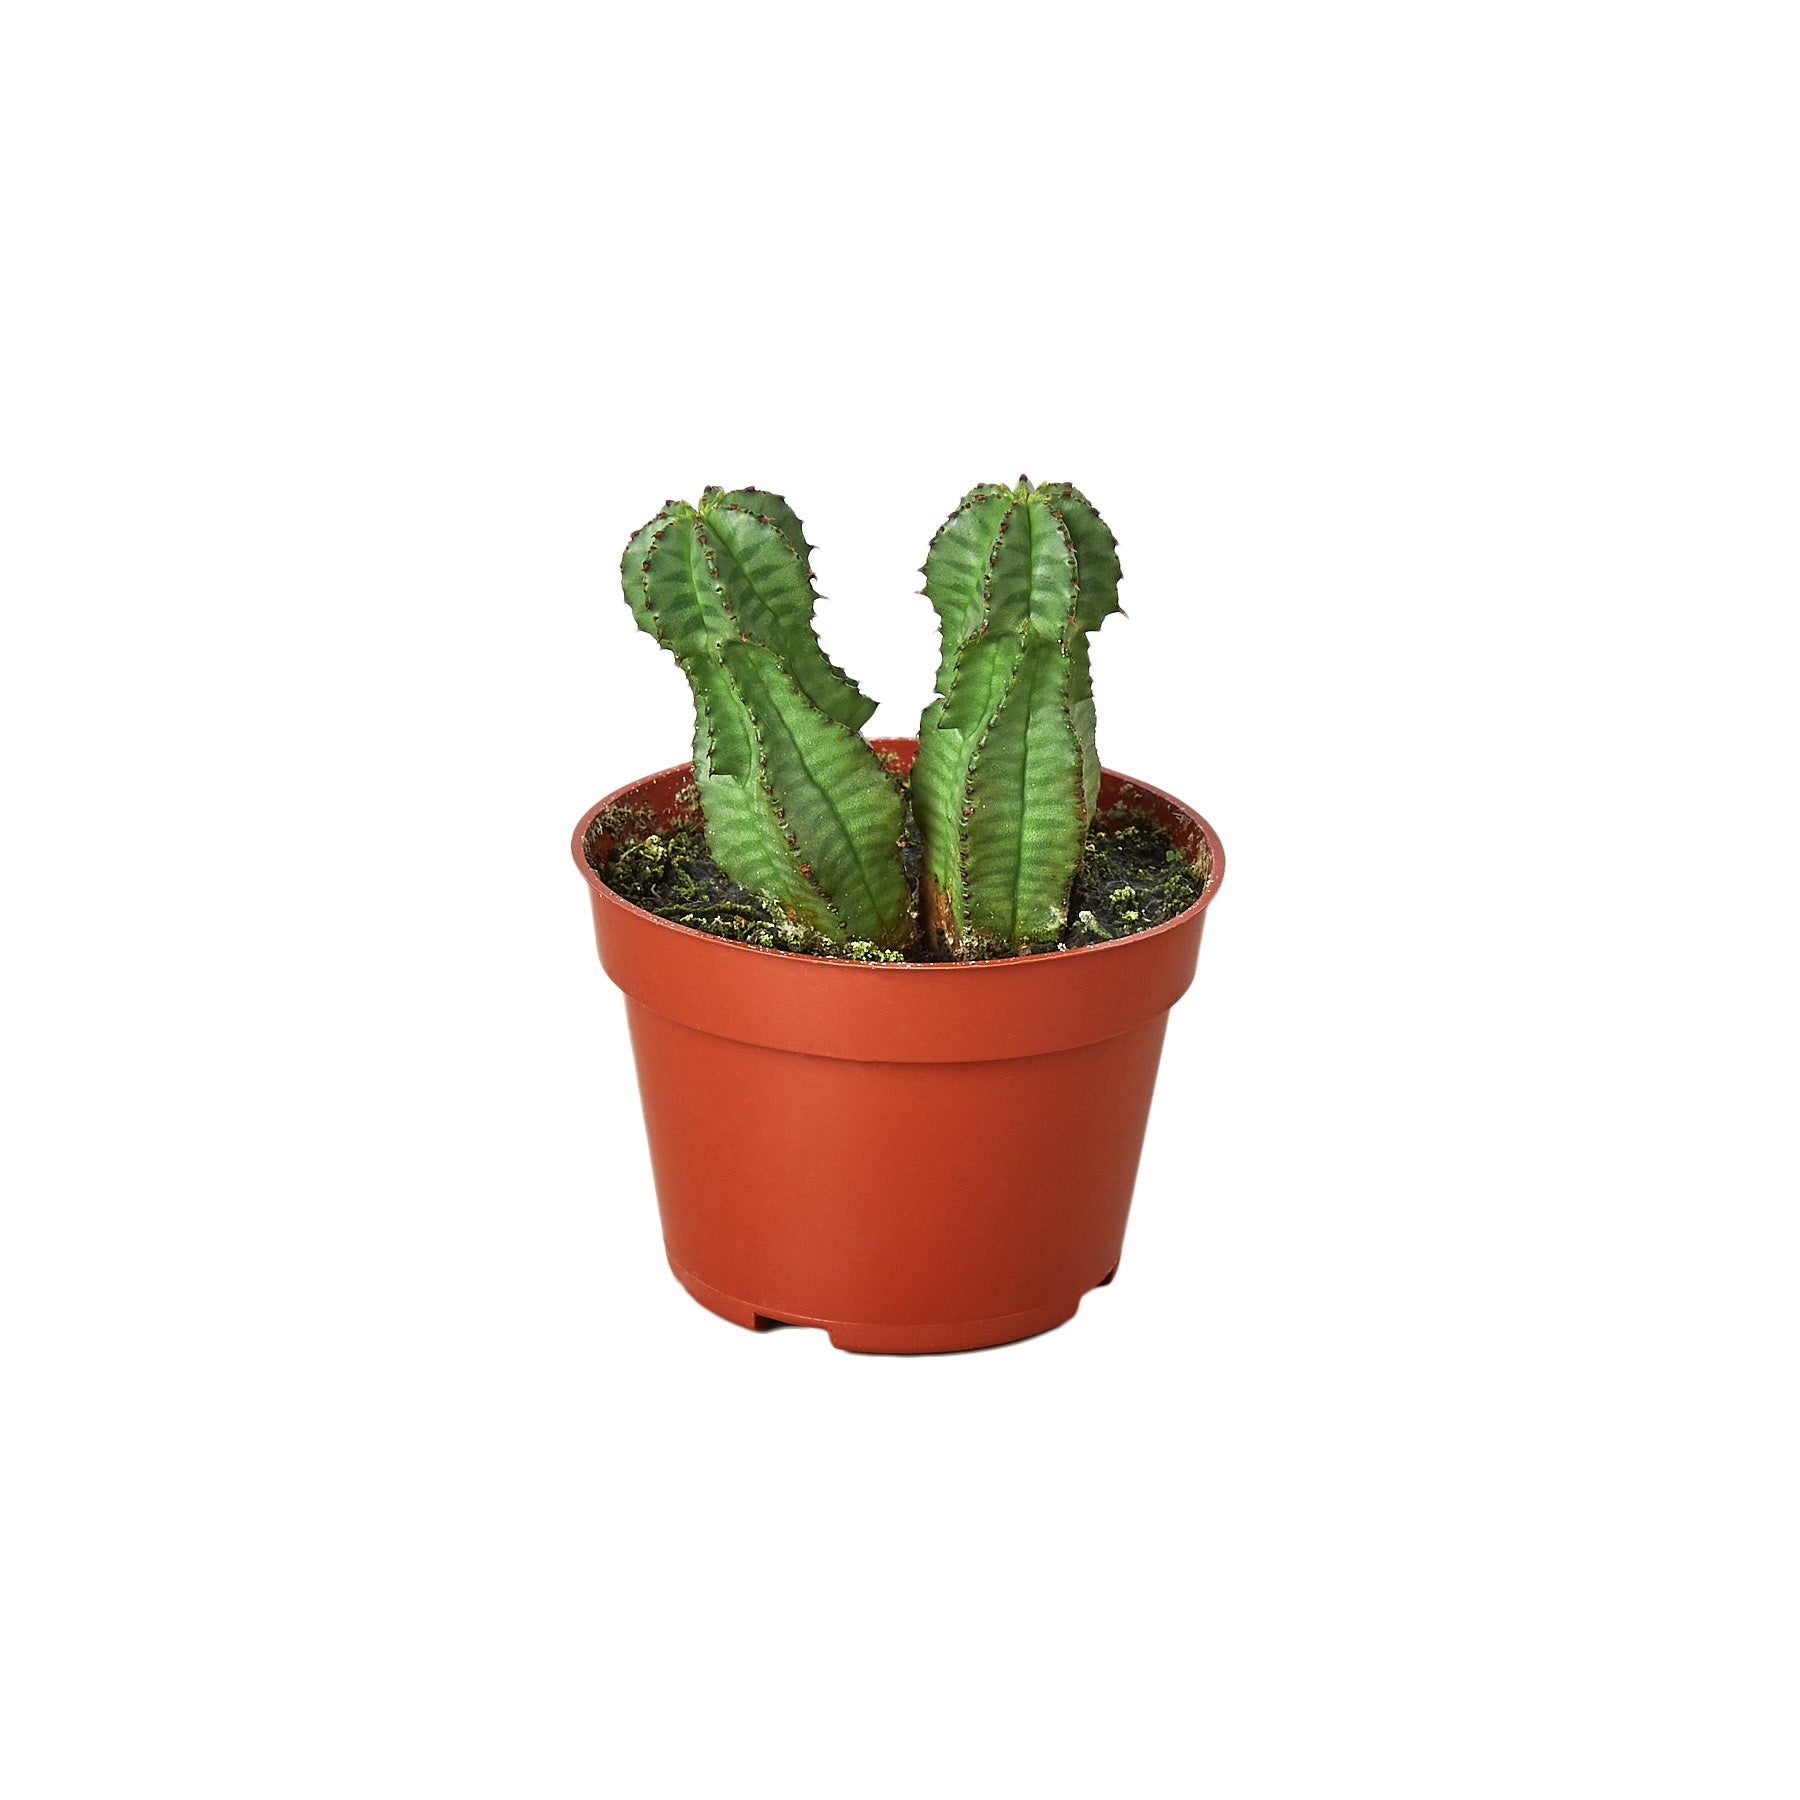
[1061,803,1206,949]
[586,785,1207,963]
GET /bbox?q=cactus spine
[621,488,912,949]
[912,478,1122,955]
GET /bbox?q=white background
[3,3,1795,1794]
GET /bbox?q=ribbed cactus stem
[912,478,1122,955]
[620,487,912,949]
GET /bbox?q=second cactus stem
[912,478,1122,957]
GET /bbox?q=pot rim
[570,735,1224,973]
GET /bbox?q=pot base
[669,1256,1113,1355]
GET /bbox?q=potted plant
[572,479,1226,1352]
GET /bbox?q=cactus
[911,478,1122,956]
[620,487,912,950]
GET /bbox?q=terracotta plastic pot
[572,737,1225,1353]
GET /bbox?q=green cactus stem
[911,477,1122,955]
[620,487,912,950]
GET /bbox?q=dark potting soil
[585,782,1207,963]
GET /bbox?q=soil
[586,782,1207,962]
